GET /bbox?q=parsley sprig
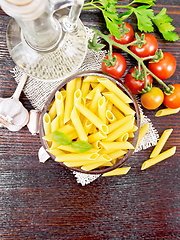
[83,0,179,41]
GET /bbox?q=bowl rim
[39,71,140,175]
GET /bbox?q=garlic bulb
[27,109,40,135]
[0,73,29,131]
[0,97,29,131]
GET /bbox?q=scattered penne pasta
[141,146,176,170]
[150,129,173,158]
[155,107,180,117]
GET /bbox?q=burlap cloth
[12,27,159,186]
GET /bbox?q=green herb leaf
[130,0,156,6]
[71,141,93,153]
[119,9,133,21]
[151,8,179,41]
[133,5,154,32]
[104,15,121,39]
[53,131,71,145]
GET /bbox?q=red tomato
[110,22,134,47]
[163,84,180,109]
[130,33,158,58]
[102,53,127,79]
[148,52,176,80]
[141,87,164,110]
[125,66,153,94]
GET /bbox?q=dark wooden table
[0,1,180,239]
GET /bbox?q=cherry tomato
[163,84,180,109]
[125,66,153,94]
[148,52,176,80]
[130,33,158,58]
[110,22,134,47]
[102,53,127,79]
[141,87,164,110]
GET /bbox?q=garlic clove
[38,146,50,163]
[27,109,40,135]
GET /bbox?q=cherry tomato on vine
[125,66,153,94]
[102,53,127,79]
[110,22,134,47]
[130,33,158,58]
[148,52,176,80]
[163,84,180,109]
[141,87,164,110]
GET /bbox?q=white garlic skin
[27,109,40,135]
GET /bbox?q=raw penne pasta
[75,77,82,90]
[51,115,60,132]
[128,132,134,138]
[86,83,105,100]
[58,145,100,153]
[71,107,88,141]
[75,102,108,134]
[103,92,135,116]
[83,119,93,135]
[91,140,101,149]
[100,141,134,150]
[98,96,107,123]
[112,106,125,119]
[48,99,57,120]
[67,130,79,141]
[150,129,173,158]
[43,124,75,141]
[116,132,129,142]
[136,122,149,147]
[81,81,90,102]
[106,100,113,111]
[105,117,134,142]
[55,152,99,162]
[91,82,98,89]
[50,141,60,149]
[74,89,82,105]
[155,107,180,117]
[108,149,126,160]
[55,91,64,114]
[141,146,176,170]
[98,78,133,103]
[89,89,102,113]
[88,131,107,143]
[47,148,64,157]
[81,154,112,171]
[83,75,99,82]
[108,115,133,133]
[102,167,131,176]
[55,91,64,127]
[81,161,108,171]
[106,110,116,123]
[43,113,51,135]
[100,161,113,167]
[64,78,76,123]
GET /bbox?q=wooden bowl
[39,71,140,174]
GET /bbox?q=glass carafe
[0,0,87,80]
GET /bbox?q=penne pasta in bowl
[39,71,141,174]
